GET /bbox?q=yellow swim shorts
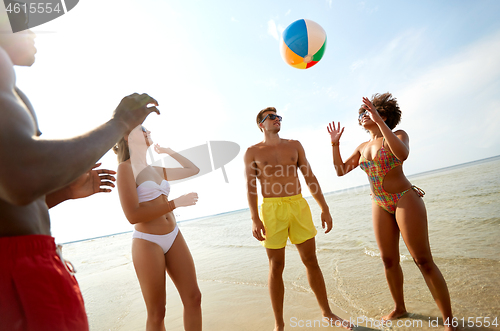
[259,194,317,249]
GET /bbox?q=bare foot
[323,313,355,330]
[381,308,408,322]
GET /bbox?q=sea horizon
[60,154,500,245]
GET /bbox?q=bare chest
[254,146,298,175]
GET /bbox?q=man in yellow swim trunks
[244,107,352,331]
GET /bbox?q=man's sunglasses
[259,114,283,124]
[141,126,148,132]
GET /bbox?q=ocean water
[178,156,500,330]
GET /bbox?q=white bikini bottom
[132,225,179,254]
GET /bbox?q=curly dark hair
[359,93,401,130]
[256,107,277,132]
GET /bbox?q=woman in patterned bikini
[114,124,202,331]
[327,93,457,331]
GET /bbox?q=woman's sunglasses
[259,114,283,124]
[358,111,369,121]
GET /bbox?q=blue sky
[11,0,500,242]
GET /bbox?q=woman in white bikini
[114,124,202,331]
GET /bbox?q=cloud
[350,59,366,72]
[257,77,279,89]
[313,86,339,100]
[338,28,500,172]
[267,19,279,40]
[393,29,500,167]
[357,1,378,14]
[397,29,500,119]
[281,103,292,116]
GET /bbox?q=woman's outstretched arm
[154,144,200,181]
[327,121,362,176]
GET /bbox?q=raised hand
[68,163,116,199]
[362,97,384,124]
[154,143,173,155]
[327,121,344,144]
[174,192,198,207]
[112,93,160,132]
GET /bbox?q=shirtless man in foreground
[0,8,159,330]
[244,107,353,331]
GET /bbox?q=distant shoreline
[62,154,499,245]
[406,154,500,179]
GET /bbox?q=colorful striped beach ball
[280,19,327,69]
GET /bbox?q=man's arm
[295,141,333,234]
[46,163,116,208]
[244,147,265,241]
[0,53,159,205]
[0,96,156,205]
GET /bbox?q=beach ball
[280,19,327,69]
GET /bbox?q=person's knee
[413,256,434,273]
[269,258,285,274]
[147,305,166,323]
[192,288,202,307]
[301,253,319,269]
[381,255,400,269]
[183,288,202,309]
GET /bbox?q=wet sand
[64,232,354,331]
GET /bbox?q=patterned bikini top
[136,180,170,203]
[359,139,402,193]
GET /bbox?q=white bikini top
[136,180,170,203]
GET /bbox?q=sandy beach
[63,233,355,331]
[62,157,500,331]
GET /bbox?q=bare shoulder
[282,138,302,147]
[117,160,138,191]
[245,142,263,156]
[283,139,305,153]
[394,129,409,143]
[117,160,132,176]
[394,129,408,138]
[248,141,265,149]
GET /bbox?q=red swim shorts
[0,235,89,331]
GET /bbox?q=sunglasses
[259,113,283,124]
[358,111,369,121]
[141,126,147,132]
